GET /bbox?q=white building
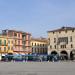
[47,27,75,60]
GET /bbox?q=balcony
[59,42,67,45]
[0,43,8,46]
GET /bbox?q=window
[8,32,13,37]
[4,47,6,51]
[8,40,10,44]
[32,43,33,46]
[38,48,39,53]
[12,41,13,44]
[43,49,45,54]
[14,33,17,36]
[53,32,55,34]
[40,48,42,53]
[0,40,2,45]
[50,45,52,49]
[37,44,39,46]
[32,48,33,53]
[42,48,44,54]
[72,29,74,32]
[4,40,6,46]
[38,49,40,54]
[64,45,66,48]
[45,48,47,54]
[61,45,66,48]
[54,38,56,43]
[43,44,44,46]
[54,45,56,49]
[48,38,50,45]
[58,37,68,44]
[70,36,72,42]
[61,45,62,48]
[11,47,13,50]
[15,40,17,45]
[18,40,20,45]
[45,44,47,47]
[62,45,64,48]
[40,44,41,46]
[71,44,73,48]
[48,38,50,41]
[0,47,1,51]
[48,38,50,43]
[18,34,20,37]
[65,30,67,33]
[35,48,36,52]
[59,31,61,33]
[23,36,26,40]
[35,43,36,46]
[23,41,26,45]
[8,46,10,50]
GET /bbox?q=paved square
[0,62,75,75]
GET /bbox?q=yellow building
[7,37,14,54]
[31,37,48,54]
[0,35,14,58]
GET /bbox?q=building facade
[22,32,31,54]
[2,29,31,54]
[31,37,48,54]
[7,36,14,54]
[47,27,75,60]
[2,29,22,53]
[0,35,14,60]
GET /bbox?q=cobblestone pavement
[0,61,75,75]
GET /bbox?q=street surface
[0,61,75,75]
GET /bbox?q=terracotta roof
[2,29,31,35]
[47,26,75,32]
[31,37,48,43]
[22,32,31,35]
[2,29,23,33]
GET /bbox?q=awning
[2,54,6,56]
[7,50,13,53]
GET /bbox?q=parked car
[5,54,13,61]
[13,54,23,62]
[47,54,59,62]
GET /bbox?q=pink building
[22,32,31,54]
[2,29,31,54]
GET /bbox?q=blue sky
[0,0,75,37]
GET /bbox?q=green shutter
[4,40,6,46]
[0,40,2,45]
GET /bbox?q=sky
[0,0,75,37]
